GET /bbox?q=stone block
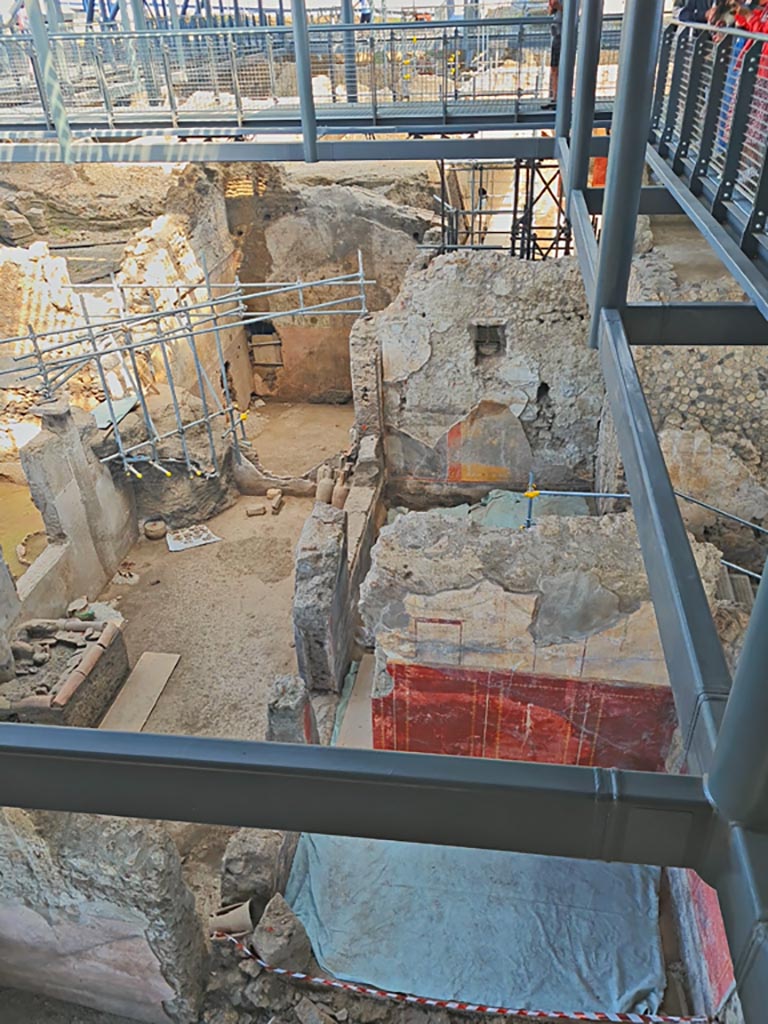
[221,827,286,911]
[295,996,337,1024]
[0,809,206,1023]
[252,894,312,972]
[0,208,34,244]
[293,504,350,693]
[266,674,320,744]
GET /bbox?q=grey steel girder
[0,723,716,869]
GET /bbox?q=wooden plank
[337,654,374,751]
[99,652,180,732]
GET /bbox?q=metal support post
[24,0,72,163]
[127,0,161,103]
[708,558,768,830]
[554,0,579,139]
[290,0,317,162]
[341,0,358,103]
[46,0,65,30]
[588,0,663,348]
[567,0,602,209]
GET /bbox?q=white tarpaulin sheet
[285,834,665,1015]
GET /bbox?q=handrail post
[341,0,358,103]
[291,0,318,162]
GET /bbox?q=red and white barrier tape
[212,933,711,1024]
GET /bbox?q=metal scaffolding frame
[0,259,369,475]
[433,156,572,256]
[2,1,768,1021]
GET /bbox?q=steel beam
[598,309,732,774]
[290,0,317,161]
[584,186,681,216]
[0,134,616,165]
[709,562,768,830]
[568,0,603,208]
[0,723,715,868]
[646,146,768,322]
[709,827,768,1024]
[588,0,663,348]
[568,186,598,299]
[623,302,768,347]
[554,0,579,139]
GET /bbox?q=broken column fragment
[293,503,350,693]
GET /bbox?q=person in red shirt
[732,0,768,189]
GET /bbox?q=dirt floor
[246,401,355,477]
[0,988,138,1024]
[98,491,315,921]
[102,494,309,742]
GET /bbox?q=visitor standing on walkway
[545,0,562,109]
[357,0,373,23]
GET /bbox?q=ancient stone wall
[0,808,206,1024]
[598,215,768,567]
[350,252,603,505]
[293,503,350,694]
[224,163,437,403]
[359,509,722,768]
[17,403,137,617]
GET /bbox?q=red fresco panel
[373,661,677,771]
[687,869,735,1009]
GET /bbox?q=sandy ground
[98,492,316,921]
[102,494,310,742]
[0,477,46,579]
[246,402,355,477]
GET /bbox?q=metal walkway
[0,10,620,159]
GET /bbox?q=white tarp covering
[286,834,666,1016]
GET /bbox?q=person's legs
[361,11,371,22]
[545,41,560,107]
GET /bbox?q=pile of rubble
[0,604,128,726]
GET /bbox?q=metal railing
[0,14,622,135]
[651,18,768,261]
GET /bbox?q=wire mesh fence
[653,20,768,239]
[0,13,623,129]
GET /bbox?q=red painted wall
[687,870,734,1010]
[373,661,678,771]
